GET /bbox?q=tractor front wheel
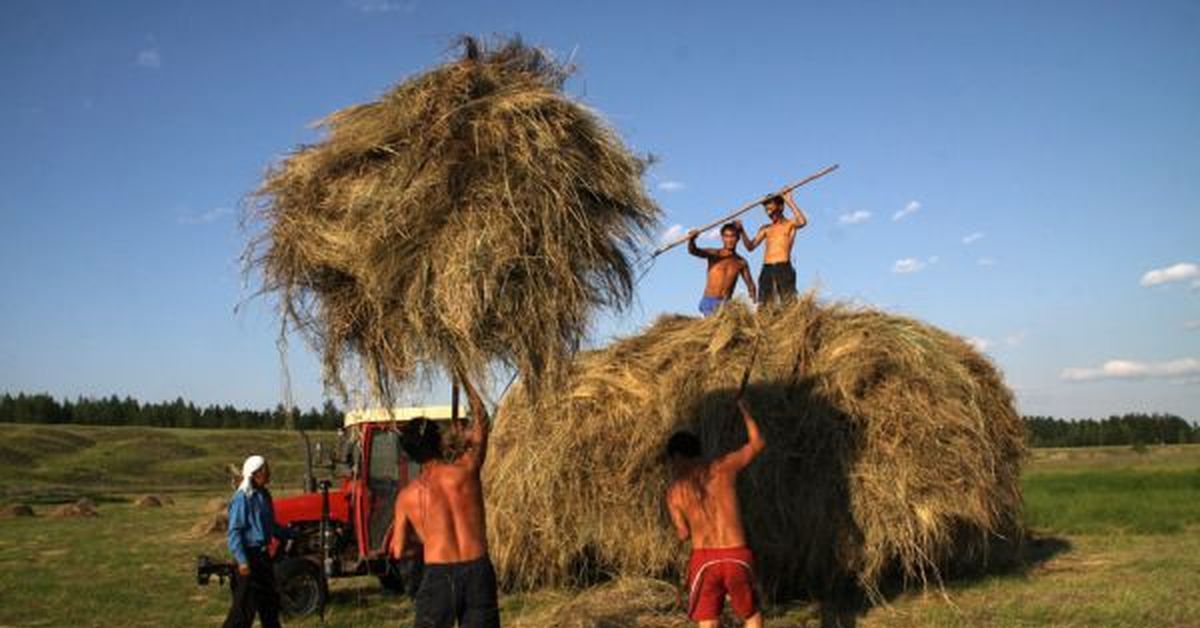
[275,558,327,617]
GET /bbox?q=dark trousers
[413,556,500,628]
[223,549,281,628]
[758,262,797,305]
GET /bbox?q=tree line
[1,392,1196,446]
[0,392,342,431]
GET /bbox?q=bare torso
[397,461,488,564]
[668,462,747,549]
[703,252,748,299]
[759,220,797,264]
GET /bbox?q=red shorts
[686,546,758,621]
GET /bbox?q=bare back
[668,462,747,549]
[396,462,487,563]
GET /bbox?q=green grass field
[1,424,1197,627]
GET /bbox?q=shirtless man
[666,397,767,627]
[688,222,757,317]
[736,188,808,306]
[391,376,498,628]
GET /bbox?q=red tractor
[197,404,462,617]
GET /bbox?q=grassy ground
[0,424,1197,627]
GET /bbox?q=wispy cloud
[1140,262,1199,287]
[1005,330,1027,347]
[657,180,686,193]
[966,337,993,352]
[136,47,161,69]
[892,200,920,222]
[1186,320,1200,330]
[962,232,984,245]
[977,257,997,267]
[838,210,871,225]
[346,0,417,13]
[1061,357,1200,382]
[892,258,926,274]
[178,206,233,225]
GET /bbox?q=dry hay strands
[484,295,1026,601]
[191,510,230,537]
[135,495,164,508]
[50,498,100,519]
[246,35,660,401]
[1,504,35,518]
[509,577,686,628]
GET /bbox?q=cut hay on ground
[1,504,35,518]
[204,497,228,514]
[509,577,685,628]
[485,296,1025,600]
[135,495,163,508]
[50,499,99,518]
[247,36,659,400]
[190,511,229,537]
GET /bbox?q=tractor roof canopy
[343,405,460,428]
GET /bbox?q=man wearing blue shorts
[688,223,756,316]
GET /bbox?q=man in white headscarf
[224,455,295,628]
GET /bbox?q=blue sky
[1,0,1197,418]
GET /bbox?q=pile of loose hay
[509,577,685,628]
[247,36,659,400]
[0,504,35,518]
[50,498,99,518]
[190,511,229,537]
[485,296,1025,599]
[135,495,163,508]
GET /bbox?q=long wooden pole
[651,163,839,258]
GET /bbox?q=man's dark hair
[720,222,740,236]
[401,418,442,464]
[667,430,702,459]
[763,194,784,210]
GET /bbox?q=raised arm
[715,398,766,472]
[687,230,714,259]
[742,224,768,252]
[740,260,757,303]
[458,374,490,471]
[783,190,808,229]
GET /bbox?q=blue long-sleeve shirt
[227,488,294,565]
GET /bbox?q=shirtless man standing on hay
[666,396,767,627]
[688,222,757,317]
[391,376,499,628]
[735,188,808,306]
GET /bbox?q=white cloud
[966,337,993,352]
[838,210,871,225]
[136,48,161,69]
[1140,262,1199,287]
[700,227,720,242]
[346,0,417,13]
[892,200,920,221]
[962,232,984,245]
[1004,330,1027,347]
[1185,320,1200,330]
[1061,357,1200,382]
[659,224,685,245]
[657,180,686,192]
[977,257,997,267]
[892,258,926,274]
[179,206,233,225]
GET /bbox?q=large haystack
[248,36,659,400]
[485,296,1025,599]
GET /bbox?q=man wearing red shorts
[666,396,767,627]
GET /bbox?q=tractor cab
[205,404,463,617]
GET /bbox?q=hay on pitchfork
[247,36,659,400]
[485,295,1026,601]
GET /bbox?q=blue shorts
[698,296,725,317]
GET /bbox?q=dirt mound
[0,504,35,518]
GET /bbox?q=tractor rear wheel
[275,558,327,617]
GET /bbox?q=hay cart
[197,404,462,617]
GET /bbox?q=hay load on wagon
[247,36,659,400]
[485,296,1026,599]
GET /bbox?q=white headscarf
[239,455,266,494]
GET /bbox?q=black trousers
[758,262,797,305]
[223,549,281,628]
[413,556,500,628]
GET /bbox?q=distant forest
[1,392,1196,447]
